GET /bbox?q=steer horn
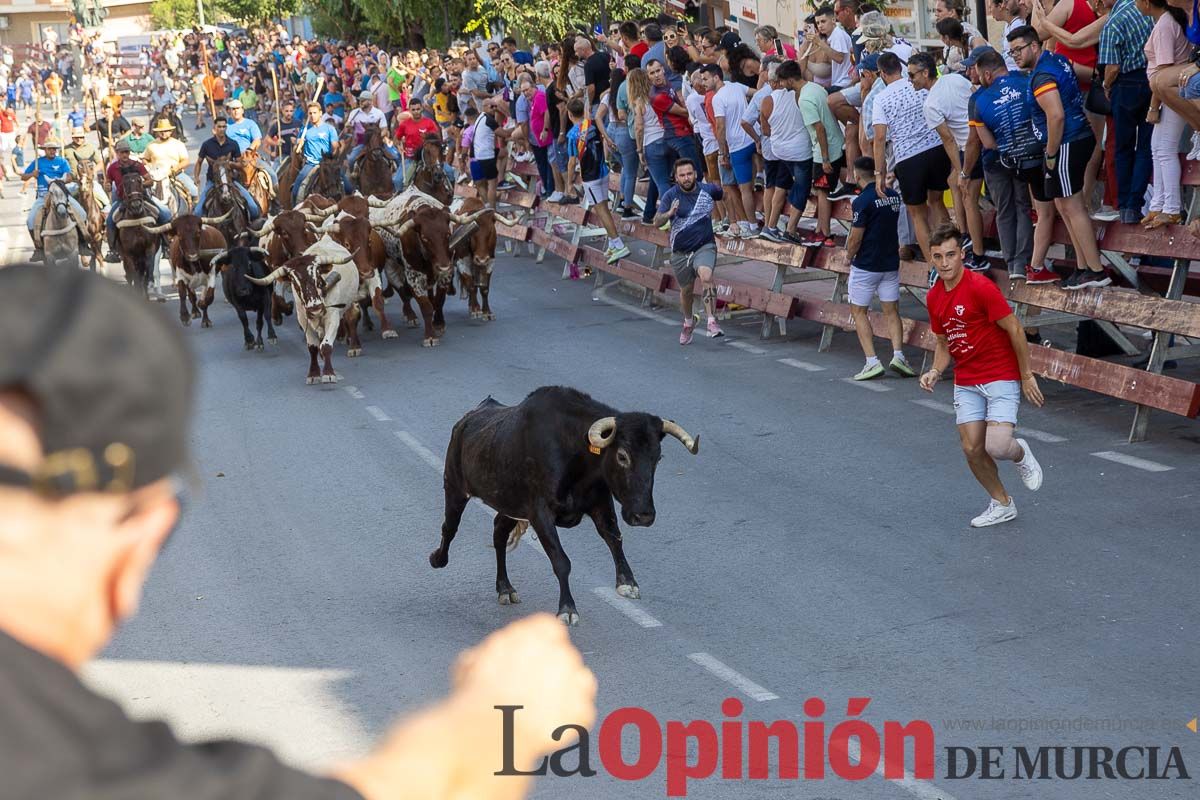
[449,209,488,225]
[493,212,518,227]
[311,204,338,218]
[246,266,288,285]
[303,211,331,223]
[209,249,231,270]
[116,216,157,229]
[201,208,235,225]
[587,417,618,451]
[141,220,175,235]
[368,195,390,207]
[255,216,276,236]
[661,419,700,455]
[249,247,270,257]
[395,219,416,236]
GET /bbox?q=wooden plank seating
[468,158,1200,440]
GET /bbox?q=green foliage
[466,0,661,44]
[222,0,303,25]
[305,0,473,49]
[150,0,201,29]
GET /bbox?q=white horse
[40,181,87,270]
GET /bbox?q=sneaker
[1089,206,1120,222]
[821,236,837,247]
[828,182,857,200]
[706,317,724,338]
[782,230,807,244]
[560,195,580,205]
[970,498,1018,528]
[547,191,564,203]
[1025,267,1060,285]
[104,250,121,263]
[497,180,516,190]
[620,206,639,220]
[1119,208,1139,225]
[889,356,916,377]
[1062,268,1112,290]
[965,251,990,272]
[680,322,694,345]
[713,219,729,233]
[738,224,758,239]
[606,244,630,264]
[30,249,44,262]
[514,151,534,162]
[759,226,787,243]
[718,226,738,238]
[1015,438,1043,491]
[853,361,885,381]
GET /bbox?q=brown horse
[410,134,453,205]
[235,150,275,218]
[76,177,106,272]
[354,126,396,199]
[115,172,167,297]
[202,156,251,245]
[277,146,305,210]
[296,151,346,205]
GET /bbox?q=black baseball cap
[0,265,194,496]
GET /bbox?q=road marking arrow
[1188,718,1197,733]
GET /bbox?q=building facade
[0,0,152,48]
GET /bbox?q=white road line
[394,431,445,471]
[1020,427,1068,444]
[843,378,893,392]
[777,357,826,372]
[344,386,365,399]
[910,398,955,414]
[592,285,676,327]
[1091,451,1174,473]
[591,587,663,628]
[365,405,391,422]
[686,653,779,702]
[727,340,767,355]
[843,740,959,800]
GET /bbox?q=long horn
[209,249,230,270]
[587,417,618,450]
[142,220,174,235]
[249,247,270,257]
[246,266,287,285]
[323,271,342,291]
[116,216,156,229]
[493,213,518,227]
[368,195,389,207]
[313,204,338,218]
[303,211,330,223]
[256,216,276,236]
[201,208,235,225]
[197,248,226,257]
[661,419,700,455]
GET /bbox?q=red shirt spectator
[395,115,438,159]
[630,41,649,59]
[105,158,148,201]
[927,270,1021,386]
[0,109,16,134]
[651,85,692,137]
[27,120,52,146]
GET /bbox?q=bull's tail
[505,520,530,553]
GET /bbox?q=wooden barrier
[468,161,1200,440]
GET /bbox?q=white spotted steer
[248,234,360,384]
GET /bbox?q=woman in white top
[626,67,671,198]
[760,76,814,241]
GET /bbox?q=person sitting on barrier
[653,157,726,344]
[564,97,630,265]
[845,157,915,381]
[920,223,1045,529]
[104,140,172,263]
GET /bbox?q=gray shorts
[670,242,717,287]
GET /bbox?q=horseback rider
[21,138,87,262]
[64,126,108,207]
[292,100,340,205]
[225,97,277,195]
[343,91,401,192]
[142,119,197,204]
[192,117,261,219]
[395,97,454,189]
[102,139,172,263]
[124,118,153,160]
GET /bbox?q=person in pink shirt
[755,25,798,60]
[523,76,555,199]
[1140,0,1192,227]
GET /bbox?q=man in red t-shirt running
[920,224,1045,528]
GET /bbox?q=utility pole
[197,0,206,28]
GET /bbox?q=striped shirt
[1097,0,1154,73]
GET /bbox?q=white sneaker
[1015,438,1043,491]
[970,498,1018,528]
[547,191,564,203]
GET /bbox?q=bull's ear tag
[588,444,602,455]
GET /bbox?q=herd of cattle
[124,185,510,384]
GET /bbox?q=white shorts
[583,177,608,205]
[840,84,863,108]
[848,267,900,306]
[0,131,14,153]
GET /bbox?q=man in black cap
[0,265,595,799]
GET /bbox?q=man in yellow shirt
[142,119,196,203]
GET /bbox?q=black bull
[429,386,699,625]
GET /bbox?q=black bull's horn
[586,417,699,455]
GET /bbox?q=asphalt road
[5,105,1198,800]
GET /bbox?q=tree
[223,0,303,25]
[150,0,201,29]
[466,0,660,45]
